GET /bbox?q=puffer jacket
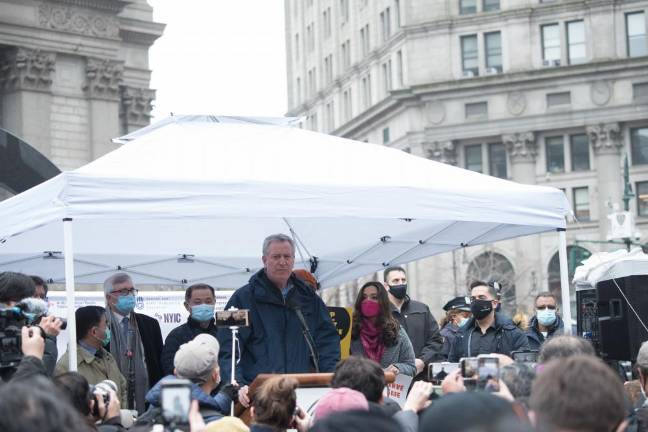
[526,315,564,350]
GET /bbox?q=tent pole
[557,229,572,335]
[63,218,78,371]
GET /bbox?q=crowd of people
[0,233,646,431]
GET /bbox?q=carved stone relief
[506,91,527,116]
[587,123,622,155]
[0,47,55,92]
[84,58,123,99]
[423,140,456,165]
[503,132,537,163]
[38,4,119,39]
[120,86,155,128]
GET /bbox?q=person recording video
[218,234,340,407]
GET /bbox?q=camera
[216,309,249,327]
[90,379,117,418]
[0,306,27,369]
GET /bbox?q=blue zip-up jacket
[218,269,341,385]
[139,375,230,424]
[448,313,530,362]
[526,315,564,350]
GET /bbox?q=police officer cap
[442,296,471,312]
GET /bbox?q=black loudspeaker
[577,275,648,361]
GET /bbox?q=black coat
[133,312,164,388]
[448,313,530,362]
[390,298,444,366]
[161,317,218,375]
[526,315,564,350]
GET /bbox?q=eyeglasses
[111,288,138,296]
[536,305,557,310]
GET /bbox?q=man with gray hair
[104,272,163,414]
[218,233,340,407]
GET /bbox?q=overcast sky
[148,0,288,121]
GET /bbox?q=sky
[147,0,288,121]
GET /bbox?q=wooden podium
[235,372,396,425]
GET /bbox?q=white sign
[47,290,234,359]
[384,373,413,408]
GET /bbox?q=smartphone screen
[161,383,191,424]
[428,362,459,384]
[477,357,500,392]
[460,358,479,391]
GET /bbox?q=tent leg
[557,229,572,336]
[63,218,78,371]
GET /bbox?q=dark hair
[469,280,498,298]
[53,372,92,417]
[76,306,106,342]
[534,291,556,304]
[309,410,401,432]
[351,282,399,347]
[500,363,535,408]
[253,376,298,430]
[331,356,385,403]
[184,283,215,303]
[0,376,93,432]
[383,266,406,283]
[0,271,35,304]
[538,335,595,363]
[30,275,48,295]
[530,355,626,432]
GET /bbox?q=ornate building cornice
[0,47,55,93]
[84,58,123,100]
[503,132,537,163]
[38,3,120,39]
[120,85,155,130]
[587,122,622,155]
[45,0,129,13]
[422,140,456,165]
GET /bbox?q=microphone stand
[229,325,239,416]
[292,306,320,373]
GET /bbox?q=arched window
[547,245,591,317]
[466,251,516,314]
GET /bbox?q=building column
[587,122,623,242]
[422,140,457,166]
[120,85,155,134]
[504,132,540,311]
[0,47,55,158]
[84,58,124,159]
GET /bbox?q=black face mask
[388,284,408,300]
[470,299,493,320]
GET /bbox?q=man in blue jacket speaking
[218,233,340,406]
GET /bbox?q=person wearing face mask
[526,292,564,351]
[55,305,128,406]
[161,283,219,375]
[104,272,163,413]
[384,266,444,377]
[448,281,529,362]
[440,296,472,359]
[350,281,416,377]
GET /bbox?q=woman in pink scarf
[350,282,416,377]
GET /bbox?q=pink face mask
[361,299,381,318]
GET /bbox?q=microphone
[286,298,320,373]
[17,297,68,330]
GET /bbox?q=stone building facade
[0,0,163,183]
[285,0,648,317]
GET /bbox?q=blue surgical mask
[536,309,557,327]
[191,304,215,322]
[458,316,470,328]
[115,295,136,314]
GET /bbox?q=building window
[547,91,571,107]
[341,40,351,70]
[546,136,565,173]
[466,252,516,314]
[307,68,317,97]
[483,0,500,12]
[325,102,335,131]
[573,187,590,221]
[634,82,648,101]
[294,34,300,61]
[324,55,333,85]
[631,127,648,165]
[626,12,647,57]
[295,77,301,104]
[395,0,401,28]
[460,0,477,15]
[547,245,591,317]
[488,143,507,179]
[465,101,487,119]
[485,31,502,72]
[360,24,370,57]
[342,89,352,121]
[380,7,391,41]
[382,60,392,94]
[340,0,349,24]
[570,134,590,172]
[323,8,332,39]
[566,20,586,64]
[465,144,483,172]
[542,23,561,63]
[461,34,479,76]
[396,50,404,87]
[307,23,315,51]
[382,127,390,144]
[637,182,648,216]
[361,74,372,109]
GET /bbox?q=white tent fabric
[573,248,648,289]
[0,117,570,289]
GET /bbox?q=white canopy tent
[0,115,572,369]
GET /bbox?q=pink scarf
[360,319,385,363]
